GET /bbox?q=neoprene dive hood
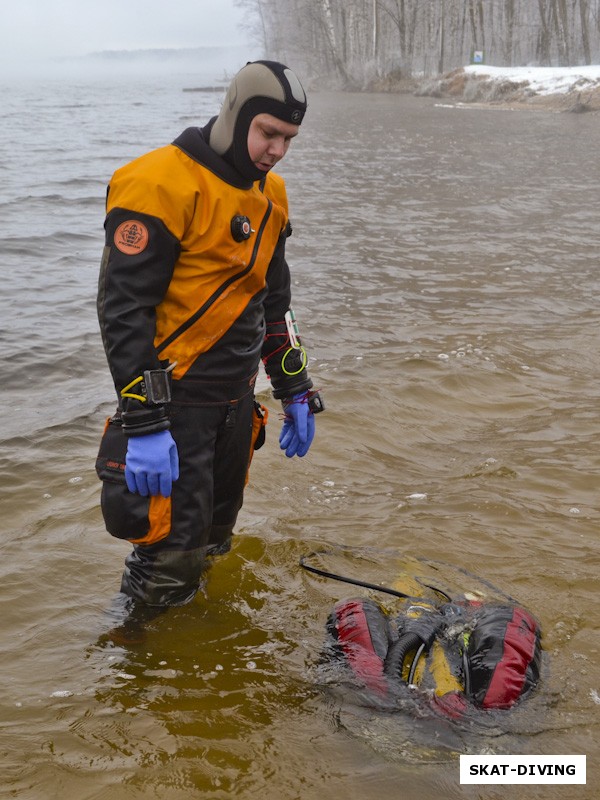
[209,60,307,182]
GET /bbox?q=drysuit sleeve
[261,225,313,399]
[98,206,181,434]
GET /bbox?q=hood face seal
[208,60,307,182]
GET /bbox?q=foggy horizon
[0,0,259,79]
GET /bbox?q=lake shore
[368,65,600,113]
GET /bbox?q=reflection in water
[82,537,331,795]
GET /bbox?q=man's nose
[267,137,285,158]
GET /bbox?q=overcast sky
[0,0,256,63]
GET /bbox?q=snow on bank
[464,64,600,96]
[416,63,600,110]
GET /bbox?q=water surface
[1,76,599,798]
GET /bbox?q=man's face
[247,113,300,173]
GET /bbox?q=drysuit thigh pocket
[95,415,171,544]
[100,480,151,541]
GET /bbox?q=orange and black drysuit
[96,122,312,606]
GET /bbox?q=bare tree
[579,0,592,63]
[239,0,600,85]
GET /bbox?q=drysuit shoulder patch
[114,220,149,255]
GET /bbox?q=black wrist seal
[121,405,171,437]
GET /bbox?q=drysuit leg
[119,393,255,606]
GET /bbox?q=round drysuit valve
[231,215,254,242]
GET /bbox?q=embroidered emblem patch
[114,220,149,255]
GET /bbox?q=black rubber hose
[299,554,451,604]
[384,632,424,684]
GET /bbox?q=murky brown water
[1,80,599,798]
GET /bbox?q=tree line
[236,0,600,86]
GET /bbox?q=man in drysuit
[96,61,323,608]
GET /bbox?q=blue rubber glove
[279,393,315,458]
[125,430,179,497]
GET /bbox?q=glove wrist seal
[121,406,171,437]
[272,376,313,400]
[281,390,325,414]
